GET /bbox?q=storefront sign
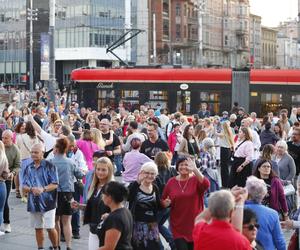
[96,82,114,89]
[180,83,189,90]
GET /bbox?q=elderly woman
[253,159,288,218]
[272,140,296,184]
[245,176,286,250]
[162,157,209,249]
[242,209,264,250]
[128,162,162,250]
[199,137,220,196]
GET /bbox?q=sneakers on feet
[72,233,80,239]
[4,224,11,233]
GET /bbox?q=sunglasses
[243,223,260,231]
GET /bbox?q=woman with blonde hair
[90,128,106,150]
[216,121,235,188]
[0,141,9,236]
[71,157,114,250]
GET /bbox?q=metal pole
[29,0,34,91]
[153,13,157,64]
[48,0,56,104]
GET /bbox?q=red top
[193,220,251,250]
[162,175,210,242]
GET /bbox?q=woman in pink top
[229,127,254,188]
[76,130,100,170]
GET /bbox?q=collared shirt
[22,160,58,213]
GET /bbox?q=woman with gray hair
[199,138,220,197]
[245,176,286,250]
[272,140,296,184]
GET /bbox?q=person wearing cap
[236,107,246,128]
[122,121,145,153]
[122,137,152,186]
[221,111,229,122]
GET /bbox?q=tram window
[261,93,283,114]
[292,95,300,103]
[149,91,168,100]
[199,92,220,114]
[177,91,190,113]
[98,90,115,99]
[121,90,139,98]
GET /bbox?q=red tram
[70,68,300,116]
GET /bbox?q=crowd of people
[0,90,300,250]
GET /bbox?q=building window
[98,90,115,110]
[149,90,168,109]
[176,24,181,39]
[163,19,169,38]
[224,35,228,46]
[176,3,181,16]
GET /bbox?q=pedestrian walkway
[1,191,89,250]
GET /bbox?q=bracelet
[235,205,244,209]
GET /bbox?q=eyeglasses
[260,164,271,169]
[243,223,260,231]
[147,129,156,132]
[143,172,156,176]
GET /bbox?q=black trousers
[174,238,193,250]
[229,157,252,188]
[4,180,11,224]
[220,147,231,188]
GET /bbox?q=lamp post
[48,0,56,104]
[27,0,38,91]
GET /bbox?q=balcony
[236,28,248,35]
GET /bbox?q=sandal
[16,190,21,199]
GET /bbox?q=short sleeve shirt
[98,208,133,250]
[22,160,58,213]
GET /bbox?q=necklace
[177,178,190,193]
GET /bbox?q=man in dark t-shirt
[140,122,169,160]
[287,127,300,175]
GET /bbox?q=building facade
[0,0,27,86]
[249,14,261,68]
[261,26,277,67]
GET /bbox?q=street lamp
[27,0,38,91]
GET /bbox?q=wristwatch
[43,187,47,192]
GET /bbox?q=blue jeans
[72,182,81,235]
[114,154,123,174]
[157,208,176,250]
[0,181,7,225]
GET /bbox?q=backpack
[165,121,174,139]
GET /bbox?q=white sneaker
[4,223,11,233]
[0,231,5,236]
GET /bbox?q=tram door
[177,91,191,114]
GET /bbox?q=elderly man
[193,189,251,250]
[2,129,21,233]
[245,176,286,250]
[22,143,59,250]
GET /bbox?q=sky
[250,0,298,27]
